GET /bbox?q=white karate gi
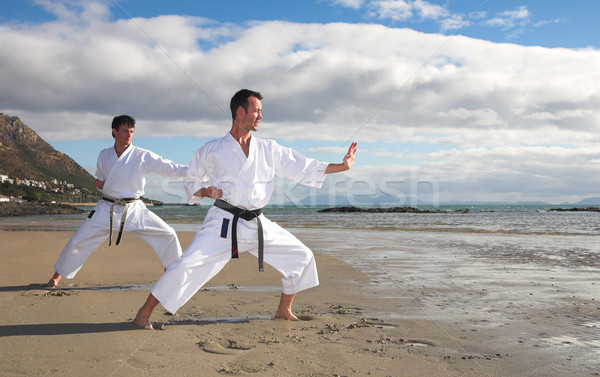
[151,133,329,314]
[54,144,187,279]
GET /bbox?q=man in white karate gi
[44,115,188,288]
[133,89,357,328]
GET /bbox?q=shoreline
[0,230,597,376]
[63,202,99,206]
[65,202,159,206]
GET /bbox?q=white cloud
[486,5,530,29]
[412,0,449,20]
[2,3,600,203]
[371,150,406,158]
[331,0,365,9]
[534,18,565,28]
[367,0,449,21]
[368,0,418,21]
[306,146,349,154]
[438,108,503,128]
[484,5,552,40]
[34,0,111,23]
[439,14,468,32]
[419,145,600,202]
[1,5,598,145]
[338,145,600,204]
[365,2,559,41]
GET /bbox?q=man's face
[239,96,263,132]
[113,124,134,147]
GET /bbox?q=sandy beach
[0,230,597,376]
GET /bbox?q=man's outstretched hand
[342,142,357,170]
[325,142,357,174]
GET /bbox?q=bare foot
[133,310,154,330]
[43,278,59,288]
[274,309,299,321]
[275,293,298,320]
[44,272,62,288]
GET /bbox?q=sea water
[1,203,598,234]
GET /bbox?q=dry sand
[0,231,593,376]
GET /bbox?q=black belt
[102,196,139,246]
[214,199,264,271]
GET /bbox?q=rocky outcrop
[0,202,84,216]
[317,206,470,213]
[548,207,600,212]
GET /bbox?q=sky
[2,0,600,205]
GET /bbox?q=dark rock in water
[317,206,470,214]
[0,202,85,217]
[548,207,600,212]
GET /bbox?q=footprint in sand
[198,340,252,355]
[294,314,315,321]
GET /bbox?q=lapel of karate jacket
[102,144,135,196]
[238,135,257,177]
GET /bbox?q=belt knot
[102,196,140,246]
[214,199,264,271]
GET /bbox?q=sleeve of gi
[183,147,210,205]
[272,141,329,189]
[142,149,188,178]
[95,150,106,181]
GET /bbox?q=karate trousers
[54,200,182,279]
[151,206,319,314]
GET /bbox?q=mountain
[0,113,96,191]
[565,197,600,206]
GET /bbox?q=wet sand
[0,231,597,376]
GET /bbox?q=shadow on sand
[0,322,136,337]
[0,283,153,292]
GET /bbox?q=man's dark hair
[111,115,136,138]
[230,89,263,120]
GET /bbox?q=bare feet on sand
[275,313,299,320]
[43,278,59,288]
[274,308,299,321]
[133,310,154,330]
[44,272,61,288]
[274,293,299,320]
